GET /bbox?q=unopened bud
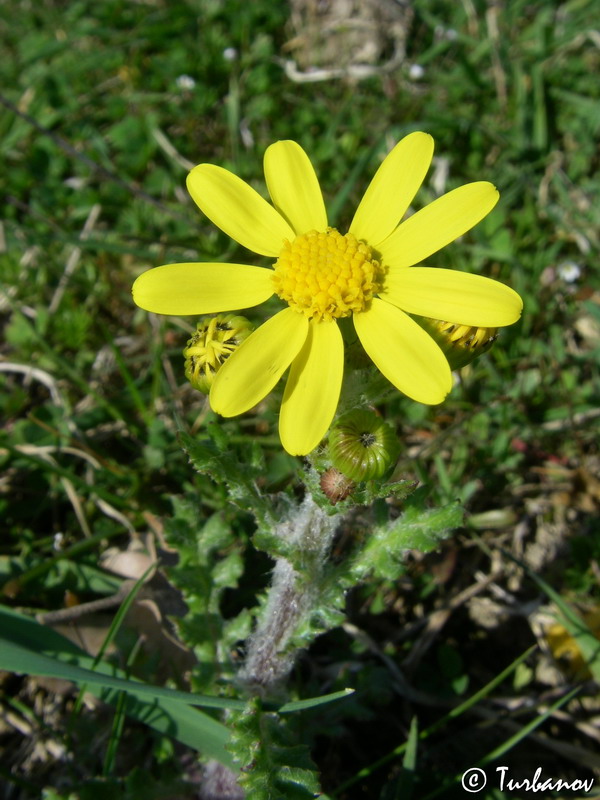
[417,318,497,370]
[184,314,253,394]
[320,467,355,504]
[329,409,399,482]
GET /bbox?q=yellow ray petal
[349,132,434,247]
[264,140,328,236]
[383,267,523,327]
[378,182,499,268]
[279,320,344,456]
[187,164,294,256]
[354,298,452,404]
[210,308,308,417]
[132,263,274,315]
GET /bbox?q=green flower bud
[416,317,498,370]
[329,409,399,482]
[184,314,253,394]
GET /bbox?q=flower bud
[329,409,399,482]
[320,467,355,504]
[416,317,498,370]
[184,314,253,394]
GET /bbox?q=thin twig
[49,204,102,313]
[540,408,600,431]
[152,127,196,171]
[37,581,135,624]
[0,362,68,412]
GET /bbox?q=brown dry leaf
[468,596,511,630]
[38,529,196,692]
[47,594,195,687]
[125,598,196,684]
[548,463,600,515]
[52,615,119,659]
[99,532,157,580]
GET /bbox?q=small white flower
[435,25,458,41]
[223,47,238,62]
[408,63,425,80]
[557,260,582,283]
[176,74,196,91]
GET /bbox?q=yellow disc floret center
[272,228,381,322]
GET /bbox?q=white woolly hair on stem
[200,495,342,798]
[199,762,244,800]
[238,493,343,695]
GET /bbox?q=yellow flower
[183,314,253,394]
[133,134,522,456]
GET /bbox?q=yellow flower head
[133,134,523,456]
[183,313,253,394]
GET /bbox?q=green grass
[1,0,600,797]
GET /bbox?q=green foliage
[350,502,464,582]
[0,605,238,767]
[179,428,280,529]
[161,494,252,693]
[228,700,321,799]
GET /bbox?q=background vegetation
[1,0,599,797]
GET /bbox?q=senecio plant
[133,133,522,797]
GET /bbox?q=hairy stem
[239,493,342,695]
